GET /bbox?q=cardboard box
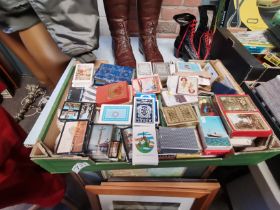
[29,59,280,174]
[210,28,280,83]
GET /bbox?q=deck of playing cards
[59,101,95,121]
[133,96,155,126]
[152,62,172,82]
[121,127,133,160]
[99,104,132,125]
[215,94,272,137]
[161,104,198,127]
[176,61,202,73]
[161,91,198,107]
[132,75,162,94]
[67,87,84,102]
[198,116,232,155]
[56,121,90,154]
[87,124,114,161]
[136,62,153,78]
[157,127,202,154]
[132,126,158,165]
[72,63,94,87]
[177,76,198,95]
[96,81,130,106]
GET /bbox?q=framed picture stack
[85,181,220,210]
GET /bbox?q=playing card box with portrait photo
[177,76,198,95]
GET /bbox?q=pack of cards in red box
[96,81,132,106]
[215,94,272,138]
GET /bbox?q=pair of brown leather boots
[103,0,164,68]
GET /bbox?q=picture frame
[85,181,220,210]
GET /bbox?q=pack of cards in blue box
[198,116,232,154]
[133,96,155,126]
[94,64,134,85]
[98,104,132,125]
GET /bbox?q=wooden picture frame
[85,181,220,210]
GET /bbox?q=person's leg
[19,22,70,86]
[0,31,53,86]
[138,0,164,63]
[103,0,136,68]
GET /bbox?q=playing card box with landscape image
[72,63,94,87]
[215,94,258,112]
[59,101,95,121]
[132,126,158,165]
[198,116,232,155]
[56,121,90,154]
[215,94,273,137]
[87,124,114,161]
[121,127,133,161]
[67,87,84,102]
[176,61,202,73]
[224,112,273,138]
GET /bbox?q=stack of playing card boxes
[54,61,274,165]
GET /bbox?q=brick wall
[98,0,202,38]
[157,0,201,38]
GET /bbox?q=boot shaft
[173,13,197,38]
[137,0,162,35]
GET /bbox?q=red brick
[162,0,183,6]
[160,6,197,21]
[157,21,177,33]
[157,33,178,38]
[183,0,202,7]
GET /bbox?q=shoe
[103,0,136,68]
[138,0,164,63]
[194,5,217,60]
[173,13,199,61]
